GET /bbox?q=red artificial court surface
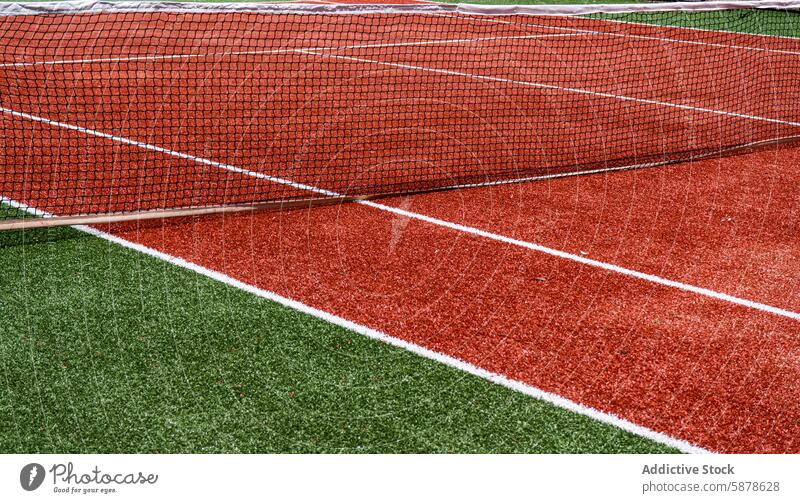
[2,7,800,452]
[107,141,800,454]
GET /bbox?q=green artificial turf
[0,207,677,453]
[591,9,800,38]
[433,0,800,38]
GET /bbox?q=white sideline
[297,50,800,128]
[0,107,330,196]
[0,193,713,454]
[3,104,799,322]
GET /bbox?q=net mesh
[1,2,800,223]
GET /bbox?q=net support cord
[3,134,799,231]
[0,195,378,231]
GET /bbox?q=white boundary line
[0,107,330,196]
[429,12,800,57]
[3,104,799,324]
[297,49,800,128]
[0,194,711,454]
[434,5,800,44]
[360,199,800,322]
[591,9,800,42]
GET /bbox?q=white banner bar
[1,454,798,502]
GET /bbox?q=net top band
[1,0,800,18]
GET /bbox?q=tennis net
[1,1,800,228]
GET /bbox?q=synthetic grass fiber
[0,208,676,453]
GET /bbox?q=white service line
[3,104,799,324]
[432,9,800,45]
[361,199,800,322]
[0,32,587,68]
[432,12,800,57]
[297,49,800,128]
[0,192,713,454]
[592,10,800,43]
